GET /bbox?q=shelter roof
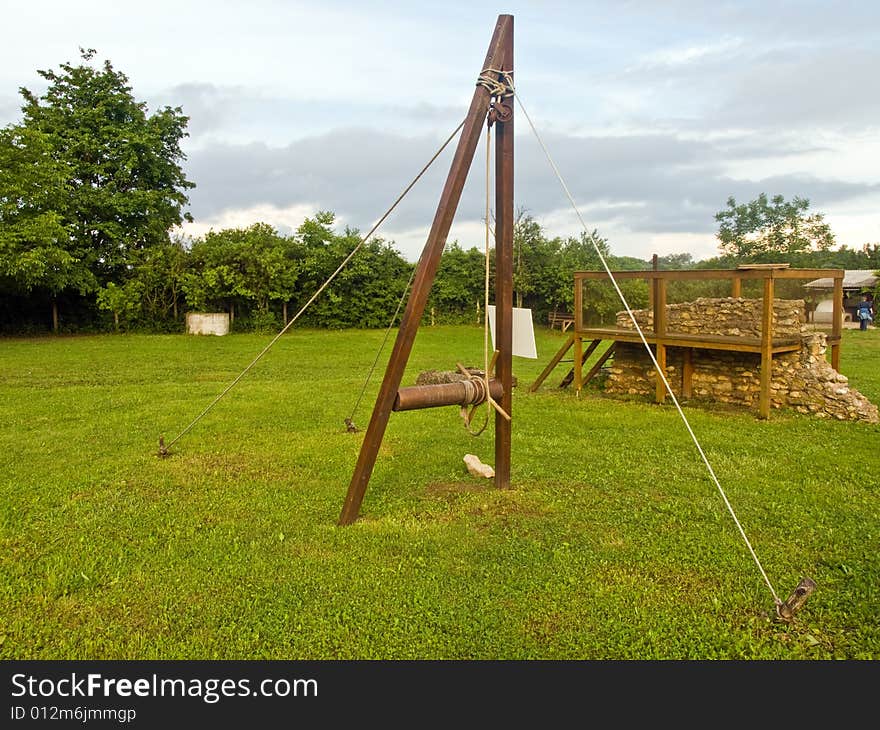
[803,270,878,290]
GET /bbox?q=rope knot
[476,68,514,99]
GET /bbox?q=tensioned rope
[462,114,498,437]
[462,103,512,437]
[162,118,467,454]
[510,84,782,608]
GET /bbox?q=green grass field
[1,325,878,659]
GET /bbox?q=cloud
[5,1,878,261]
[713,46,880,129]
[637,37,744,69]
[0,95,21,126]
[180,125,879,261]
[177,202,321,240]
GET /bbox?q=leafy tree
[184,223,304,332]
[294,213,412,329]
[182,233,239,320]
[96,280,143,331]
[128,237,189,328]
[541,230,611,313]
[16,48,195,285]
[0,125,93,330]
[513,209,544,308]
[428,242,487,324]
[655,252,695,270]
[715,193,835,260]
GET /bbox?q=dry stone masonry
[604,297,878,423]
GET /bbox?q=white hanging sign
[486,306,538,359]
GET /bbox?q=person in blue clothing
[857,295,874,331]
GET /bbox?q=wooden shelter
[803,269,877,322]
[531,265,845,419]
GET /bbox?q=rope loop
[476,68,514,98]
[457,365,491,437]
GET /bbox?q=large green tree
[0,125,93,330]
[295,213,412,329]
[715,193,835,261]
[428,241,487,323]
[2,48,195,329]
[183,223,303,331]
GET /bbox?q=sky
[2,0,879,262]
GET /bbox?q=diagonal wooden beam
[530,333,575,392]
[560,338,601,389]
[338,15,514,525]
[581,342,616,386]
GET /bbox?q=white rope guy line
[346,259,419,429]
[512,90,782,607]
[163,117,467,452]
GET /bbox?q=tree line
[2,51,878,334]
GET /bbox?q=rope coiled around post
[476,68,514,98]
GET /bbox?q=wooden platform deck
[531,267,847,419]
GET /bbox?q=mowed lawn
[1,324,878,659]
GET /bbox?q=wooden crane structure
[338,15,516,525]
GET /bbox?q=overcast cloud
[2,0,878,261]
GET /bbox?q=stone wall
[604,297,878,423]
[615,296,804,337]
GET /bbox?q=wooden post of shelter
[681,347,694,399]
[831,273,843,371]
[573,272,584,394]
[653,274,668,403]
[337,15,515,526]
[759,275,775,419]
[731,275,742,298]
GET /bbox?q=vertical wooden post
[338,16,514,525]
[682,347,694,399]
[653,275,667,403]
[572,271,583,395]
[759,274,775,419]
[831,274,842,371]
[493,18,514,490]
[573,336,583,395]
[731,276,742,298]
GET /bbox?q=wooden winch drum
[392,379,504,412]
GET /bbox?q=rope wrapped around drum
[392,378,503,412]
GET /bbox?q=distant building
[803,269,878,322]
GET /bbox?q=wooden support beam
[831,274,842,371]
[573,336,583,395]
[653,277,668,403]
[759,276,775,419]
[573,327,801,354]
[731,276,742,298]
[654,344,667,403]
[530,334,574,391]
[582,342,616,386]
[682,347,694,399]
[493,18,514,491]
[559,338,601,388]
[338,15,513,525]
[574,268,844,282]
[652,277,667,336]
